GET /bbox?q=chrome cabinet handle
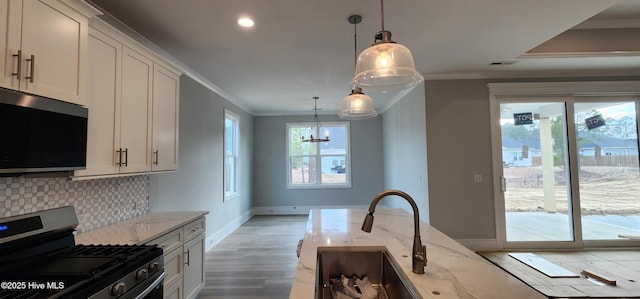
[11,50,22,79]
[25,55,35,83]
[116,149,122,167]
[153,150,159,165]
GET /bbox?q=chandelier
[302,97,330,143]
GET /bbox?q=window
[224,110,240,200]
[286,122,350,188]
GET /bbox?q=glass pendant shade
[351,31,423,93]
[339,88,377,120]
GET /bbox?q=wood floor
[480,250,640,298]
[196,215,308,299]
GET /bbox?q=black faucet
[361,189,427,274]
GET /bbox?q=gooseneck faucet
[361,189,427,274]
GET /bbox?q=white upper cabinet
[0,1,8,84]
[1,0,98,105]
[75,26,121,177]
[73,20,181,180]
[152,64,180,172]
[119,46,153,174]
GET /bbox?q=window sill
[224,193,240,202]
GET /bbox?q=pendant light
[302,97,330,143]
[339,15,378,120]
[351,0,423,94]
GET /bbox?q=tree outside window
[286,122,351,188]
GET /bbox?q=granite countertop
[291,208,545,299]
[74,211,208,245]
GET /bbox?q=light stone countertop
[291,208,545,299]
[74,211,208,245]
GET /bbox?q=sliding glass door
[498,101,575,243]
[573,99,640,241]
[491,89,640,248]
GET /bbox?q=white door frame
[488,81,640,250]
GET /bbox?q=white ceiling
[87,0,640,116]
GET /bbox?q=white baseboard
[205,209,252,251]
[454,238,498,252]
[252,205,370,215]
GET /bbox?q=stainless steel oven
[0,207,164,299]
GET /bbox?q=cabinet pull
[123,148,128,167]
[185,250,190,266]
[25,55,35,83]
[12,50,22,79]
[153,150,159,165]
[116,149,122,167]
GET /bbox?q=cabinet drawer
[164,278,183,299]
[163,246,183,289]
[183,218,205,242]
[149,228,183,254]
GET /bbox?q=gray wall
[382,83,429,223]
[149,76,253,247]
[424,76,640,241]
[252,114,384,209]
[425,79,496,239]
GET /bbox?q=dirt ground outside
[504,166,640,215]
[291,167,346,185]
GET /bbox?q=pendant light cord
[380,0,385,31]
[353,20,358,68]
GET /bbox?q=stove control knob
[111,282,126,296]
[148,261,160,273]
[136,268,149,280]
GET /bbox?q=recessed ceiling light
[238,17,254,28]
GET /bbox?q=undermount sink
[316,247,421,299]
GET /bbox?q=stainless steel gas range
[0,207,165,299]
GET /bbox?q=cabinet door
[163,247,184,291]
[120,46,153,173]
[151,64,179,171]
[75,27,121,177]
[0,0,8,87]
[183,233,205,299]
[20,0,87,105]
[0,0,23,90]
[164,278,183,299]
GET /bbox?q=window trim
[286,121,351,189]
[224,109,240,201]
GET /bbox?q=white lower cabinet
[183,232,205,299]
[164,278,183,299]
[147,217,205,299]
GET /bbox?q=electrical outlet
[134,200,146,209]
[473,174,483,183]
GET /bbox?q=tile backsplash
[1,175,149,232]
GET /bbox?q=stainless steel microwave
[0,88,88,175]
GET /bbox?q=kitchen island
[291,208,545,298]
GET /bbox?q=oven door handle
[134,272,165,299]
